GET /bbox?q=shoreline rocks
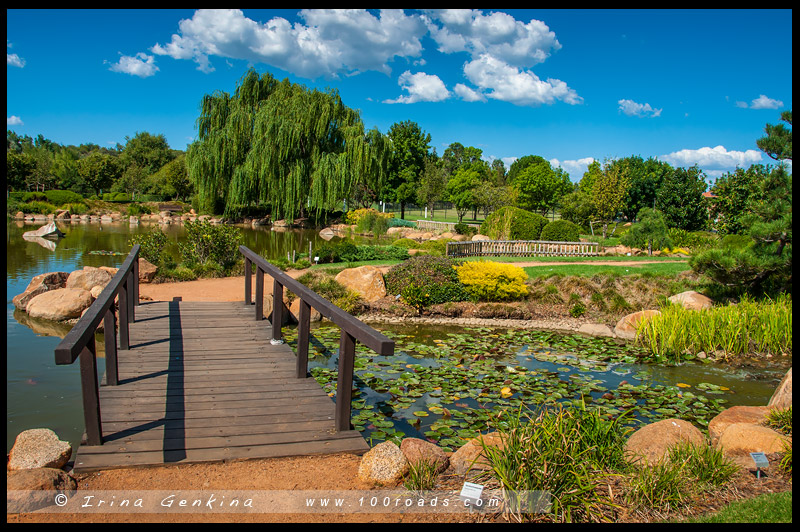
[8,428,73,471]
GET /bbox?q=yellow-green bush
[344,208,394,225]
[455,260,529,301]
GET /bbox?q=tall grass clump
[477,402,630,522]
[636,294,792,361]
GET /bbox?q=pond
[6,219,788,453]
[285,323,788,451]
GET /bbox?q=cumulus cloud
[150,9,427,78]
[660,145,762,169]
[618,99,662,118]
[550,157,596,178]
[454,83,486,102]
[7,41,25,67]
[463,54,582,106]
[424,10,579,107]
[108,52,159,77]
[736,94,784,110]
[384,71,450,104]
[7,115,24,126]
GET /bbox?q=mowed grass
[673,491,792,523]
[523,261,690,278]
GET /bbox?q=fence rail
[447,240,600,258]
[54,245,140,445]
[414,220,481,233]
[240,246,394,432]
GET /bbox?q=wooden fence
[414,220,481,233]
[447,240,600,258]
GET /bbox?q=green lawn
[673,491,792,523]
[522,261,690,278]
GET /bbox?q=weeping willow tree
[187,68,390,219]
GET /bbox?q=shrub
[387,217,416,228]
[22,191,48,203]
[455,260,529,301]
[384,256,470,306]
[161,266,197,282]
[64,202,89,215]
[128,227,169,265]
[570,302,587,317]
[344,208,393,226]
[127,203,152,216]
[480,206,548,241]
[453,222,477,236]
[316,241,358,263]
[44,189,83,205]
[178,220,242,269]
[540,219,581,242]
[21,201,55,214]
[390,238,418,249]
[355,210,389,236]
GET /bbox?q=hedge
[480,206,548,240]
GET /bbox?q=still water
[6,219,787,453]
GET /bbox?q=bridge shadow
[164,297,186,462]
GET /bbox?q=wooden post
[79,338,102,445]
[296,299,311,378]
[244,258,252,305]
[132,256,139,320]
[255,266,264,321]
[103,308,118,386]
[127,270,135,322]
[271,278,284,343]
[335,330,356,432]
[118,280,129,350]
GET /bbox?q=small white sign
[460,481,484,501]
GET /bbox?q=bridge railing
[447,239,600,258]
[54,245,140,446]
[239,246,395,432]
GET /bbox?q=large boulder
[65,266,112,292]
[334,266,386,303]
[8,428,73,470]
[288,298,322,323]
[768,367,792,411]
[357,441,409,486]
[715,423,790,463]
[624,418,705,465]
[471,234,491,241]
[667,290,714,311]
[614,309,661,340]
[400,438,449,473]
[578,323,615,338]
[449,432,505,475]
[262,294,294,326]
[138,257,158,283]
[707,406,770,446]
[6,468,78,513]
[12,271,69,311]
[26,288,94,321]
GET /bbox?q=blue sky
[6,9,793,182]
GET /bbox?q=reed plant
[476,402,629,522]
[636,294,792,362]
[667,442,739,488]
[403,459,440,492]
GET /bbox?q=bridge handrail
[239,245,395,432]
[53,244,140,445]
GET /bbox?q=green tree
[654,165,708,231]
[513,157,571,216]
[691,110,792,295]
[417,153,447,218]
[77,151,122,196]
[621,208,673,256]
[146,154,193,201]
[6,150,36,191]
[708,165,770,235]
[188,69,388,219]
[559,189,596,232]
[445,166,482,222]
[591,162,630,238]
[578,160,603,194]
[120,131,175,176]
[387,120,432,219]
[610,156,675,221]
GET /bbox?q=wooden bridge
[54,246,394,473]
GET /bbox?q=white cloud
[618,99,662,118]
[150,9,427,78]
[550,157,596,178]
[462,54,582,106]
[7,115,24,126]
[660,145,762,169]
[384,71,450,104]
[7,41,25,67]
[423,11,579,107]
[746,94,784,110]
[424,10,561,68]
[454,83,486,102]
[108,52,159,77]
